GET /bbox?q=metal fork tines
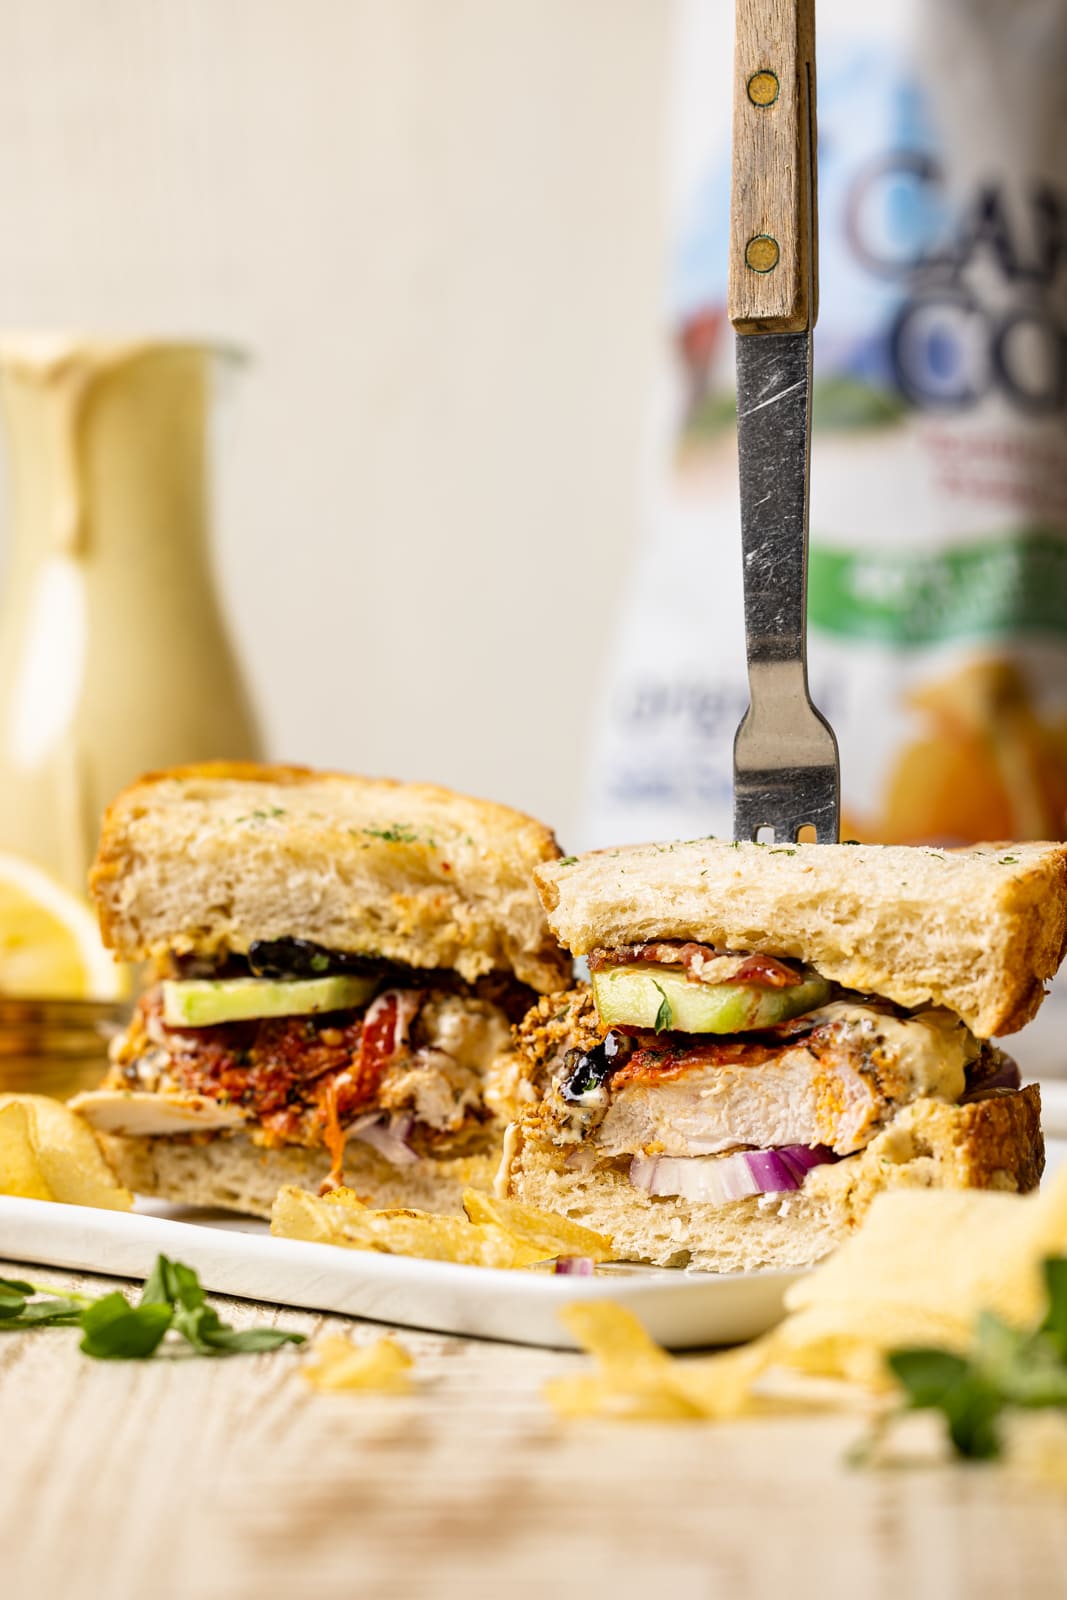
[732,331,839,844]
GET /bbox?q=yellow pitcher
[0,337,262,896]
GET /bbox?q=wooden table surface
[3,1259,1066,1600]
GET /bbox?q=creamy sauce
[805,1002,974,1102]
[494,1121,523,1196]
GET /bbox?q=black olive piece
[560,1031,630,1102]
[247,938,379,981]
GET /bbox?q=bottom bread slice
[500,1085,1044,1273]
[96,1130,499,1219]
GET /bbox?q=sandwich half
[499,838,1067,1271]
[73,763,570,1216]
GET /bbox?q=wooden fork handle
[728,0,817,335]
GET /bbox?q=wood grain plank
[3,1261,1066,1600]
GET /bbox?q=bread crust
[500,1085,1044,1272]
[535,840,1067,1037]
[91,762,571,992]
[95,1127,499,1219]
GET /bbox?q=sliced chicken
[70,1090,249,1137]
[594,1004,975,1158]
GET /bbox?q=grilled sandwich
[73,762,569,1215]
[499,838,1066,1271]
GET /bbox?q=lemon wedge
[0,852,125,1000]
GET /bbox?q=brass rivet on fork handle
[745,234,780,273]
[728,0,840,845]
[747,69,780,106]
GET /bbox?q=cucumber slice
[162,974,379,1029]
[590,963,830,1034]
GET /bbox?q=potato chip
[271,1185,551,1268]
[783,1165,1067,1362]
[545,1301,770,1421]
[302,1334,414,1394]
[321,1186,369,1210]
[0,1100,53,1200]
[544,1370,707,1422]
[462,1190,614,1262]
[559,1301,672,1368]
[0,1093,132,1210]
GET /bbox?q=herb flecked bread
[91,762,572,992]
[534,839,1067,1037]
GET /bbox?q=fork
[728,0,840,844]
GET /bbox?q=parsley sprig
[651,981,673,1033]
[867,1257,1067,1462]
[0,1255,305,1362]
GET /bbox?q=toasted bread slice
[91,763,571,992]
[499,1085,1044,1272]
[94,1127,499,1220]
[535,840,1067,1037]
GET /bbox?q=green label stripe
[809,529,1067,647]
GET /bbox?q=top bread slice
[92,763,571,993]
[534,838,1067,1038]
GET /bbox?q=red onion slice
[629,1144,836,1205]
[959,1052,1021,1103]
[347,1111,420,1168]
[553,1257,594,1276]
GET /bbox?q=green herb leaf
[79,1294,174,1360]
[888,1347,1004,1459]
[1039,1258,1067,1359]
[651,982,673,1033]
[0,1276,36,1297]
[0,1277,88,1328]
[888,1347,971,1407]
[875,1256,1067,1465]
[140,1253,206,1313]
[12,1300,85,1328]
[944,1381,1004,1460]
[171,1298,304,1355]
[6,1255,305,1361]
[558,856,578,868]
[363,824,420,845]
[195,1324,306,1354]
[0,1285,28,1318]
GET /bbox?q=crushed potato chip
[303,1334,414,1393]
[545,1301,768,1421]
[462,1190,614,1262]
[0,1093,132,1210]
[272,1185,557,1268]
[560,1301,672,1369]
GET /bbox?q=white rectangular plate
[0,1195,801,1350]
[2,1131,1062,1352]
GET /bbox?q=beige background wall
[0,0,673,844]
